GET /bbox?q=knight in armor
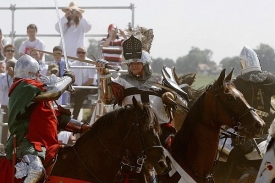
[4,54,91,183]
[96,36,185,148]
[96,35,183,182]
[219,46,275,182]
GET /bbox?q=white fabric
[58,131,72,144]
[112,77,169,124]
[163,149,196,183]
[55,16,92,57]
[70,58,97,86]
[256,139,275,183]
[19,38,45,60]
[0,73,12,106]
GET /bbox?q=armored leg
[15,154,44,183]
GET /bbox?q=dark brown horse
[158,69,265,183]
[0,97,168,183]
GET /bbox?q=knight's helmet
[123,35,152,80]
[239,46,262,75]
[14,54,40,79]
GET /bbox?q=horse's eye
[227,96,233,100]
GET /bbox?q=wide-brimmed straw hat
[62,2,84,13]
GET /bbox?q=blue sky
[1,0,275,64]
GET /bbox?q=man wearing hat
[55,2,92,58]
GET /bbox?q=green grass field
[192,74,219,89]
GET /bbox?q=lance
[53,0,75,92]
[32,48,120,71]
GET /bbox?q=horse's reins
[212,84,255,129]
[181,84,255,183]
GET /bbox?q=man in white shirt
[19,24,45,61]
[55,2,91,58]
[70,46,97,120]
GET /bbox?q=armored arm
[96,59,118,105]
[34,74,73,101]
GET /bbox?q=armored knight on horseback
[216,46,275,182]
[96,31,188,181]
[4,54,91,183]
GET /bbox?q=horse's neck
[177,117,221,182]
[52,132,125,182]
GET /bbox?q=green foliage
[255,44,275,75]
[220,56,241,76]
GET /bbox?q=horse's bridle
[72,108,163,183]
[183,85,255,183]
[211,84,255,130]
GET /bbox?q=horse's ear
[225,68,234,82]
[216,69,226,86]
[132,96,143,111]
[132,96,138,107]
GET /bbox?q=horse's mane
[75,103,160,145]
[171,88,207,154]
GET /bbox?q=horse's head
[123,97,168,175]
[210,69,265,138]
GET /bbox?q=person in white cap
[55,1,92,58]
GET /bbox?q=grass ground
[192,74,219,89]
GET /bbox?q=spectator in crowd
[100,24,126,66]
[46,63,59,76]
[0,58,17,146]
[19,24,45,60]
[55,2,91,57]
[3,44,16,63]
[70,46,97,120]
[30,49,48,76]
[0,61,6,75]
[0,29,8,60]
[52,46,66,76]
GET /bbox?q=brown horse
[0,97,168,183]
[158,69,265,183]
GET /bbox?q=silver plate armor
[34,74,73,101]
[239,46,262,75]
[14,54,40,79]
[15,154,44,182]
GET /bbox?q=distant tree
[152,58,164,74]
[255,44,275,75]
[14,38,27,59]
[176,47,216,74]
[220,56,241,76]
[163,58,175,68]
